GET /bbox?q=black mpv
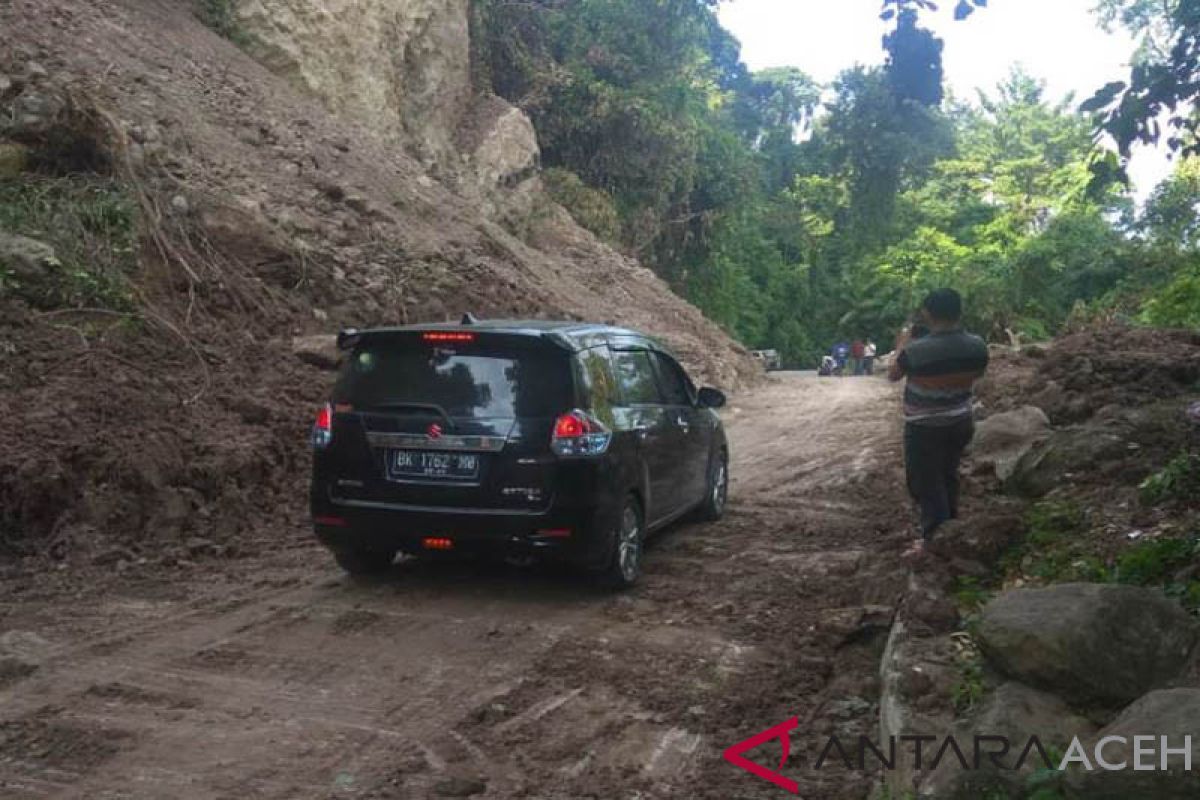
[309,319,729,587]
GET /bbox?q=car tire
[332,547,396,576]
[597,496,644,590]
[695,449,729,522]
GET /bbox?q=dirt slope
[0,374,912,800]
[0,0,758,559]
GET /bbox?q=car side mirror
[697,387,726,409]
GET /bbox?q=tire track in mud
[0,374,913,799]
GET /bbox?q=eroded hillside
[0,0,758,560]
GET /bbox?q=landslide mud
[0,374,913,799]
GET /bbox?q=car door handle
[675,416,690,434]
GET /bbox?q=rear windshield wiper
[362,402,455,428]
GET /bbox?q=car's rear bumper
[310,494,614,569]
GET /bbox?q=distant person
[863,340,877,375]
[888,289,989,555]
[832,341,850,376]
[850,339,865,376]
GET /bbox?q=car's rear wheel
[598,496,644,589]
[696,449,729,522]
[332,547,396,576]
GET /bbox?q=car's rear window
[334,338,572,419]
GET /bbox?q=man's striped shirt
[896,330,989,425]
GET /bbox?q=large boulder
[291,334,341,370]
[927,513,1025,571]
[1068,688,1200,799]
[920,682,1097,799]
[458,96,542,224]
[1004,425,1128,497]
[977,584,1199,706]
[970,405,1051,482]
[235,0,472,169]
[0,230,59,294]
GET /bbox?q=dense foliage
[472,0,1200,365]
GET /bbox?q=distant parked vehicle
[310,318,730,588]
[751,349,782,371]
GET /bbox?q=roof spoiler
[336,328,362,351]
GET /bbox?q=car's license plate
[389,450,480,480]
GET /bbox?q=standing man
[833,341,850,376]
[863,339,877,375]
[850,339,865,376]
[888,289,989,554]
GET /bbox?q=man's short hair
[922,288,963,322]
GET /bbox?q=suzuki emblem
[427,423,443,439]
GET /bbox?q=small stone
[897,666,934,699]
[432,776,487,797]
[185,537,216,557]
[0,231,59,282]
[170,195,190,215]
[0,140,28,178]
[26,62,48,79]
[312,307,328,322]
[127,141,146,170]
[315,178,346,201]
[93,546,136,567]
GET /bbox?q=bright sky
[717,0,1174,200]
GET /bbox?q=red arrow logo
[722,716,800,795]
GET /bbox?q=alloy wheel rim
[713,460,728,511]
[618,505,641,582]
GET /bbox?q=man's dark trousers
[905,417,974,538]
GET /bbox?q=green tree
[1141,156,1200,248]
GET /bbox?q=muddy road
[1,374,914,799]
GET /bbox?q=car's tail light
[551,411,612,457]
[422,332,476,343]
[423,537,454,550]
[535,528,572,539]
[312,403,333,449]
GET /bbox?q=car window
[650,352,693,406]
[334,340,571,418]
[575,346,618,427]
[612,350,662,405]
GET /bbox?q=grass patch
[1026,500,1085,547]
[542,167,622,244]
[952,576,992,613]
[198,0,250,45]
[1000,500,1105,583]
[1115,536,1196,585]
[0,176,138,310]
[1140,452,1200,506]
[950,632,986,715]
[998,497,1200,614]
